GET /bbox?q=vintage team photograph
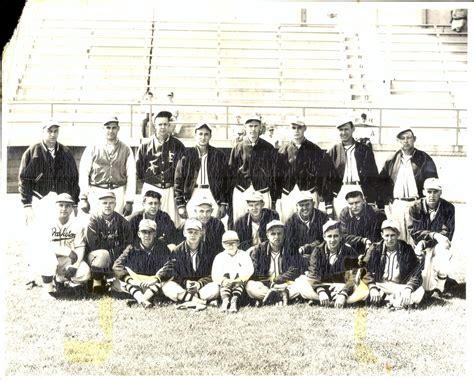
[1,0,470,377]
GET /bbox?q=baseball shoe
[280,288,289,306]
[140,300,153,309]
[262,289,281,306]
[229,296,239,313]
[219,298,230,313]
[25,280,39,290]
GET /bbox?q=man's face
[57,202,73,220]
[266,227,284,248]
[347,195,365,216]
[184,228,202,244]
[154,117,171,140]
[245,121,261,140]
[291,124,306,140]
[195,128,211,147]
[43,126,59,146]
[424,188,442,209]
[143,196,160,217]
[100,197,116,216]
[324,229,342,251]
[138,229,156,248]
[222,241,239,256]
[104,122,119,141]
[382,228,399,250]
[247,201,264,219]
[338,125,354,144]
[195,204,213,224]
[296,199,314,219]
[397,131,416,151]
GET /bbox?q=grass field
[2,196,469,376]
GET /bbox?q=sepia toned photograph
[1,0,471,377]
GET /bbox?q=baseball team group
[18,110,455,312]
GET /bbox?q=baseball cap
[266,220,285,232]
[381,220,400,234]
[245,191,264,203]
[98,191,116,200]
[222,230,240,243]
[56,193,74,203]
[139,219,157,231]
[289,116,306,128]
[104,116,119,126]
[295,191,313,205]
[184,218,203,231]
[195,196,213,207]
[155,110,173,121]
[395,126,414,139]
[322,220,341,234]
[267,124,275,131]
[195,122,212,133]
[423,178,442,191]
[244,114,261,124]
[336,120,354,129]
[42,119,61,130]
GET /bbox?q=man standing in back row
[136,111,185,226]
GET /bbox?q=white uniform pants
[386,199,417,245]
[88,185,126,216]
[275,184,320,224]
[232,185,272,224]
[421,245,452,292]
[245,279,299,300]
[141,182,184,228]
[161,280,220,302]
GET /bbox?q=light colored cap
[56,193,74,203]
[267,124,275,130]
[195,122,212,133]
[43,119,61,130]
[266,220,285,232]
[295,191,313,205]
[195,196,213,207]
[139,219,157,231]
[289,116,306,128]
[184,218,203,231]
[244,114,261,124]
[245,191,264,203]
[423,177,442,191]
[336,120,354,129]
[381,220,400,234]
[104,116,119,126]
[98,191,116,200]
[395,126,414,139]
[222,230,240,243]
[322,220,341,234]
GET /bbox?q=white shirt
[211,249,254,283]
[393,152,418,199]
[41,216,85,257]
[251,221,260,246]
[268,250,282,278]
[342,143,360,184]
[383,248,401,283]
[195,149,209,186]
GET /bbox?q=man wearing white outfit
[228,114,278,224]
[136,111,185,226]
[39,193,91,297]
[408,178,455,295]
[276,117,340,223]
[174,122,229,220]
[79,116,136,217]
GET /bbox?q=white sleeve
[79,145,93,198]
[211,253,225,283]
[125,146,136,203]
[238,250,254,281]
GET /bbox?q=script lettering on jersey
[51,227,76,241]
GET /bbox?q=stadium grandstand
[2,0,469,200]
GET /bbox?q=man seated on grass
[246,220,301,306]
[86,192,132,293]
[164,218,220,311]
[284,191,329,264]
[292,220,361,308]
[211,230,254,313]
[39,193,91,298]
[112,219,175,309]
[340,190,386,256]
[360,220,425,309]
[408,178,456,297]
[233,191,279,251]
[127,190,178,250]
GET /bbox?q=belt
[195,184,210,189]
[394,197,418,202]
[91,183,122,190]
[150,182,173,189]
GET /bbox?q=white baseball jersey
[41,216,86,256]
[211,249,254,284]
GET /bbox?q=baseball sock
[142,284,160,302]
[220,284,232,300]
[231,284,244,298]
[124,283,144,302]
[42,275,54,293]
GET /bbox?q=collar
[349,205,367,219]
[185,242,200,254]
[382,241,399,255]
[291,138,306,147]
[153,134,170,146]
[297,209,315,224]
[42,141,58,152]
[245,137,259,146]
[400,148,417,159]
[195,146,209,158]
[140,242,155,252]
[267,242,283,256]
[423,199,440,213]
[324,244,341,257]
